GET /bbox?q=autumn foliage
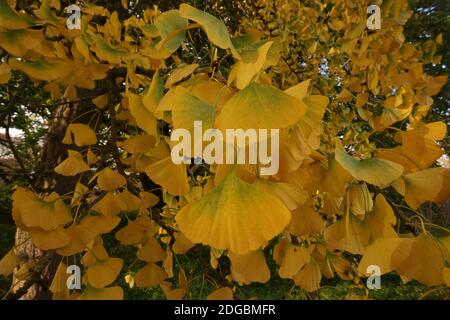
[0,0,449,300]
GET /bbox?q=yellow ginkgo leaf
[19,192,72,231]
[0,29,42,56]
[49,262,70,300]
[392,233,448,286]
[377,147,418,175]
[266,182,308,211]
[135,263,167,288]
[321,193,343,217]
[71,182,88,207]
[328,252,351,280]
[15,261,33,281]
[335,142,403,188]
[335,88,352,102]
[87,148,98,165]
[443,268,450,288]
[164,267,188,300]
[321,157,352,197]
[293,258,322,292]
[80,215,121,234]
[139,191,160,208]
[165,64,199,88]
[216,82,306,131]
[357,238,407,275]
[0,249,20,276]
[356,93,368,108]
[176,170,291,254]
[420,121,447,141]
[171,86,216,133]
[96,168,127,191]
[87,31,128,64]
[172,232,195,254]
[28,228,70,250]
[324,213,370,255]
[228,41,273,89]
[11,187,37,230]
[54,150,90,176]
[33,0,60,25]
[62,123,97,147]
[392,168,445,209]
[207,287,234,300]
[288,200,325,236]
[115,216,155,245]
[116,190,141,212]
[367,194,397,240]
[400,123,445,170]
[154,87,176,119]
[274,240,311,279]
[229,250,270,285]
[159,268,188,300]
[284,79,311,100]
[0,63,11,84]
[155,10,188,54]
[143,70,164,113]
[348,183,373,220]
[56,225,98,256]
[183,79,234,111]
[91,192,123,216]
[137,237,165,262]
[86,257,123,289]
[92,94,108,109]
[91,190,140,216]
[119,134,155,154]
[82,244,110,268]
[434,169,450,203]
[77,286,123,300]
[9,58,72,81]
[163,248,174,278]
[128,93,157,136]
[145,156,190,196]
[290,95,328,157]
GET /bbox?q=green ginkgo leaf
[87,31,128,64]
[143,69,164,113]
[335,141,403,188]
[9,58,72,81]
[172,86,216,132]
[179,4,239,57]
[0,0,34,30]
[155,10,188,53]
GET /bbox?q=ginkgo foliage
[0,0,449,300]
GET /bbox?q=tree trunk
[11,86,101,300]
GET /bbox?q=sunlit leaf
[177,170,291,254]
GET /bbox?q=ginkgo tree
[0,0,449,300]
